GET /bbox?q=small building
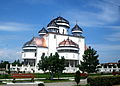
[97,62,120,73]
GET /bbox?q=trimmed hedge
[87,76,120,86]
[0,74,10,79]
[38,83,45,86]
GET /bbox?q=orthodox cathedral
[11,16,85,73]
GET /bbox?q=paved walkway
[0,82,75,86]
[0,79,87,86]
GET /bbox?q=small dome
[38,27,48,34]
[59,38,79,48]
[72,24,83,33]
[23,37,47,48]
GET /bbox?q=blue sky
[0,0,120,63]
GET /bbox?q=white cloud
[0,48,21,62]
[104,26,120,41]
[106,26,120,30]
[91,0,120,23]
[63,0,120,27]
[89,44,120,51]
[64,11,104,27]
[103,0,120,6]
[0,22,33,31]
[105,32,120,41]
[88,44,120,63]
[0,35,20,41]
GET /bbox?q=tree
[38,53,49,73]
[38,52,65,79]
[49,52,65,79]
[12,59,22,66]
[0,61,10,74]
[118,60,120,68]
[0,61,10,68]
[75,70,81,86]
[80,46,99,73]
[118,60,120,63]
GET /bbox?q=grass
[35,73,87,79]
[34,73,74,78]
[37,79,70,83]
[88,73,112,77]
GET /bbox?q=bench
[10,73,35,83]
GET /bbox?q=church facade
[11,16,85,73]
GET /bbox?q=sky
[0,0,120,63]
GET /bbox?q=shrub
[75,71,81,86]
[0,74,10,79]
[87,76,120,86]
[38,83,45,86]
[12,78,16,83]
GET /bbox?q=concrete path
[0,79,87,86]
[0,80,86,86]
[0,82,75,86]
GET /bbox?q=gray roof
[47,21,58,27]
[72,24,83,32]
[55,16,69,24]
[23,37,37,47]
[47,16,70,28]
[38,27,48,33]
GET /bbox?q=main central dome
[48,16,70,28]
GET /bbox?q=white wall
[22,52,36,59]
[58,26,68,34]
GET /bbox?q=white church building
[10,16,85,73]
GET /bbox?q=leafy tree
[38,52,65,79]
[118,60,120,68]
[118,60,120,63]
[0,60,10,74]
[12,59,22,66]
[48,52,65,79]
[0,61,10,68]
[38,53,49,73]
[75,70,81,86]
[79,65,85,73]
[80,46,99,73]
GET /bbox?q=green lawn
[34,73,74,78]
[37,79,70,83]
